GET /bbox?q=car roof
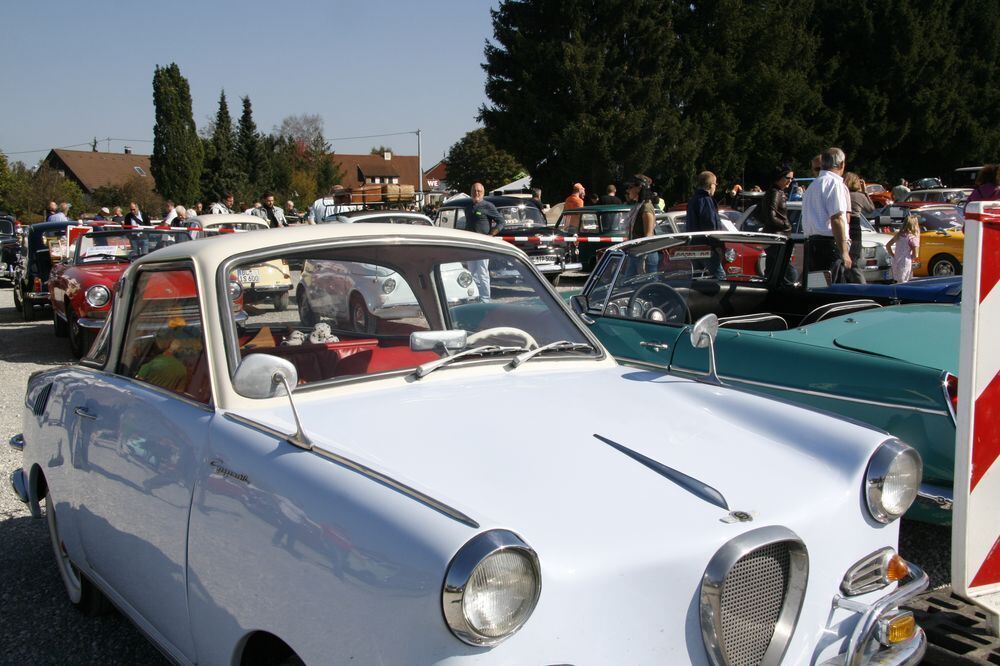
[562,204,632,213]
[132,223,517,270]
[191,213,266,227]
[440,195,539,208]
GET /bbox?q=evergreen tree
[201,90,242,202]
[235,95,265,192]
[151,63,202,203]
[445,129,525,193]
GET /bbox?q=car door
[70,265,212,662]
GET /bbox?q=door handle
[74,407,97,420]
[640,341,670,352]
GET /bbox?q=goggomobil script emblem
[209,458,250,484]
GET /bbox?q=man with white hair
[802,147,851,283]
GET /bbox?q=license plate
[239,270,261,283]
[882,269,892,281]
[530,255,557,265]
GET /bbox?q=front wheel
[297,287,317,327]
[53,307,68,337]
[45,492,111,616]
[67,307,91,358]
[275,291,290,312]
[929,254,961,276]
[349,293,376,334]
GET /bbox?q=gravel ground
[0,281,951,663]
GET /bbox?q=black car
[1,214,19,285]
[12,221,71,320]
[437,195,581,283]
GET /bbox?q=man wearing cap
[94,207,112,222]
[564,183,585,210]
[462,182,504,301]
[802,147,852,283]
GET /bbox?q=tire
[349,293,375,334]
[275,291,290,312]
[67,307,91,358]
[297,287,317,327]
[21,290,35,321]
[929,254,961,277]
[12,283,23,312]
[53,307,68,337]
[45,493,111,616]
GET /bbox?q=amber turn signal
[881,612,917,645]
[886,554,910,583]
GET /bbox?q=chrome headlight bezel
[442,529,541,646]
[381,277,397,294]
[865,439,922,524]
[457,271,473,288]
[85,284,111,308]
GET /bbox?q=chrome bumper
[535,262,583,274]
[916,483,953,511]
[26,291,50,301]
[826,561,929,666]
[78,316,108,331]
[10,468,28,503]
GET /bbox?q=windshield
[0,218,13,236]
[497,205,547,229]
[228,243,594,385]
[77,230,190,263]
[916,208,964,231]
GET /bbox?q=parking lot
[0,282,962,663]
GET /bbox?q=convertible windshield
[915,208,964,231]
[557,210,629,235]
[497,205,547,229]
[0,218,13,235]
[227,243,594,385]
[77,230,190,263]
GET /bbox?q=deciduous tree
[446,129,525,194]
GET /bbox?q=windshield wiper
[413,345,527,379]
[508,340,596,368]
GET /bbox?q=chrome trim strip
[77,317,107,330]
[593,433,728,510]
[916,483,953,511]
[700,525,808,666]
[10,469,28,503]
[940,370,957,426]
[223,412,479,529]
[833,561,929,666]
[442,530,540,646]
[670,367,950,417]
[8,433,24,451]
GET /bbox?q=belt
[808,235,835,241]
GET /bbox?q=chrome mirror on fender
[690,314,721,385]
[410,330,468,355]
[233,354,310,448]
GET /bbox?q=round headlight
[442,530,540,646]
[382,277,396,294]
[85,285,111,308]
[865,439,922,523]
[457,271,473,288]
[228,279,243,301]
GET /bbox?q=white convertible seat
[799,299,881,326]
[717,313,789,331]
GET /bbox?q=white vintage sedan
[11,224,928,665]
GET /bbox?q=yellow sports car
[910,206,965,276]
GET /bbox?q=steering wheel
[466,326,538,350]
[626,282,691,325]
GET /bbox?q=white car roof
[136,223,517,270]
[190,213,268,228]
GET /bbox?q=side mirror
[690,314,721,385]
[570,294,589,314]
[233,353,298,399]
[410,330,468,354]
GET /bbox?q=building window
[391,177,399,184]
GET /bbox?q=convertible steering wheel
[466,326,539,350]
[626,282,691,325]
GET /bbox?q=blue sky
[0,0,497,167]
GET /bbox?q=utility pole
[416,128,423,207]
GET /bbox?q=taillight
[944,372,958,424]
[33,277,42,292]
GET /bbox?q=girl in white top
[886,214,920,283]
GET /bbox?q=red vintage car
[48,228,192,356]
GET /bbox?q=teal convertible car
[571,232,959,523]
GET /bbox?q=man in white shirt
[802,147,851,283]
[162,200,177,226]
[209,193,234,215]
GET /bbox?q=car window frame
[115,260,214,409]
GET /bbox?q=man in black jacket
[122,201,148,226]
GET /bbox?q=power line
[2,142,93,156]
[328,130,417,142]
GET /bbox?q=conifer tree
[201,90,241,202]
[151,63,202,203]
[235,95,264,192]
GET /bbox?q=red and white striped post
[952,200,1000,636]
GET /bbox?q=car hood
[829,304,959,371]
[66,262,129,285]
[232,363,888,559]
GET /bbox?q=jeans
[470,259,491,301]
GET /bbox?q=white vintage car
[11,224,928,665]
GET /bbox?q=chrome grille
[719,542,790,666]
[700,527,808,666]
